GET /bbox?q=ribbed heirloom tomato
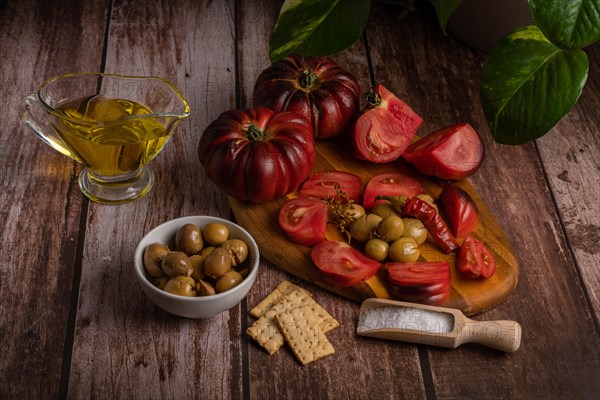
[198,107,316,203]
[253,55,360,139]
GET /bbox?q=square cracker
[246,288,313,355]
[246,288,339,355]
[275,304,336,365]
[249,281,304,319]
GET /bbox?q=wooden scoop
[357,298,521,352]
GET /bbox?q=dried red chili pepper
[402,197,459,254]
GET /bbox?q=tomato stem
[245,123,265,141]
[365,89,382,108]
[299,69,319,89]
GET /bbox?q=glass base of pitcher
[78,166,154,204]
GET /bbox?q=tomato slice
[311,240,382,287]
[402,123,484,180]
[438,183,478,237]
[385,262,451,305]
[362,172,424,211]
[278,197,328,247]
[353,84,423,163]
[457,236,497,279]
[299,170,362,203]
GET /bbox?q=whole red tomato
[198,107,316,203]
[253,55,360,139]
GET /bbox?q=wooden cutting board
[229,138,519,316]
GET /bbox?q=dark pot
[447,0,534,52]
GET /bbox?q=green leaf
[427,0,462,34]
[269,0,371,62]
[528,0,600,49]
[481,26,589,145]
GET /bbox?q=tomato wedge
[438,183,478,237]
[385,262,451,305]
[402,123,484,180]
[299,170,362,203]
[362,172,424,211]
[457,236,497,279]
[311,240,381,287]
[353,84,423,163]
[278,197,328,247]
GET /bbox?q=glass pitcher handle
[18,94,81,162]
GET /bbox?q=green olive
[200,246,216,260]
[203,222,229,246]
[215,270,244,293]
[164,276,197,297]
[190,255,206,281]
[344,203,366,220]
[350,214,382,243]
[401,218,428,245]
[176,223,204,256]
[239,268,250,279]
[204,247,232,279]
[372,202,401,219]
[161,251,193,278]
[389,237,420,262]
[415,194,438,212]
[143,242,170,278]
[377,215,405,242]
[154,276,169,290]
[195,279,216,296]
[221,239,249,266]
[364,238,389,261]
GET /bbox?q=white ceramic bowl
[134,216,259,319]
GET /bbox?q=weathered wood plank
[66,1,242,398]
[0,0,107,398]
[238,2,427,398]
[536,42,600,322]
[365,4,600,399]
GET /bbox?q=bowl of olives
[133,216,260,319]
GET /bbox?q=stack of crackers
[246,281,339,365]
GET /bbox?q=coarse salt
[357,306,454,334]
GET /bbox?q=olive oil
[52,96,170,177]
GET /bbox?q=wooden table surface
[1,1,599,399]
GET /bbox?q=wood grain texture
[0,0,107,398]
[66,1,241,399]
[230,137,519,315]
[237,2,428,399]
[536,42,600,322]
[364,5,600,399]
[1,0,598,399]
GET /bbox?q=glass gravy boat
[19,73,190,204]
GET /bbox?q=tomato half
[362,172,424,211]
[402,123,484,180]
[299,170,362,203]
[438,183,478,237]
[311,240,381,287]
[253,55,360,139]
[353,84,423,163]
[385,262,451,305]
[457,236,497,279]
[198,107,316,203]
[279,197,328,247]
